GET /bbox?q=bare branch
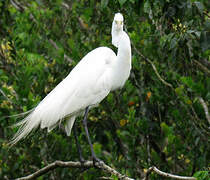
[193,60,210,76]
[204,11,210,18]
[10,0,22,11]
[48,39,73,63]
[61,2,71,10]
[133,45,173,88]
[0,89,13,104]
[198,97,210,124]
[99,177,114,180]
[144,166,196,180]
[15,160,134,180]
[146,57,173,88]
[200,59,210,69]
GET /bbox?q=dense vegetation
[0,0,209,179]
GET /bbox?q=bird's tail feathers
[7,108,35,120]
[10,116,28,128]
[65,116,76,136]
[8,112,40,146]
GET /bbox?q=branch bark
[193,60,210,76]
[199,59,210,69]
[0,88,13,105]
[144,166,196,180]
[48,39,73,63]
[198,97,210,125]
[15,161,198,180]
[15,160,134,180]
[132,44,173,88]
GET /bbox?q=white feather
[9,13,131,145]
[65,116,76,136]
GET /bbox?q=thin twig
[144,166,196,180]
[10,0,21,11]
[15,160,134,180]
[61,2,71,10]
[0,89,13,104]
[132,45,173,88]
[48,39,73,63]
[198,97,210,125]
[193,60,210,76]
[200,59,210,69]
[203,11,210,18]
[99,177,113,180]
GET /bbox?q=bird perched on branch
[10,13,131,163]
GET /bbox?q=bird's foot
[79,158,90,172]
[79,157,86,165]
[92,155,103,168]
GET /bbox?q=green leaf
[93,142,102,156]
[194,2,204,14]
[161,122,173,137]
[160,35,167,48]
[26,52,41,64]
[195,31,201,38]
[144,0,151,14]
[18,32,27,41]
[101,0,109,9]
[201,31,210,52]
[170,37,177,50]
[129,0,135,3]
[193,171,209,180]
[181,76,193,88]
[118,0,127,6]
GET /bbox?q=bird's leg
[83,107,102,166]
[73,124,85,164]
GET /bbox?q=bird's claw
[80,157,86,165]
[79,158,90,172]
[92,156,103,168]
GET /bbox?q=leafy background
[0,0,209,179]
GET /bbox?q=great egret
[10,13,131,162]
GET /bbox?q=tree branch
[132,45,173,88]
[144,166,196,180]
[10,0,22,11]
[15,160,134,180]
[0,88,13,104]
[15,160,198,180]
[203,11,210,18]
[48,39,73,63]
[193,60,210,76]
[200,59,210,69]
[198,97,210,125]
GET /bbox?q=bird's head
[112,13,124,47]
[113,13,124,31]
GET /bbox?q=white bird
[10,13,131,161]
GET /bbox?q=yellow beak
[116,21,122,25]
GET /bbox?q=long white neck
[117,31,131,62]
[111,31,132,90]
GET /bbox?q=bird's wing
[38,47,116,128]
[40,47,116,128]
[10,47,116,145]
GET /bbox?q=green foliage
[0,0,209,179]
[194,171,210,180]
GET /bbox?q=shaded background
[0,0,209,179]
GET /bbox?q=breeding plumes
[10,13,131,161]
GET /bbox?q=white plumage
[10,13,131,145]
